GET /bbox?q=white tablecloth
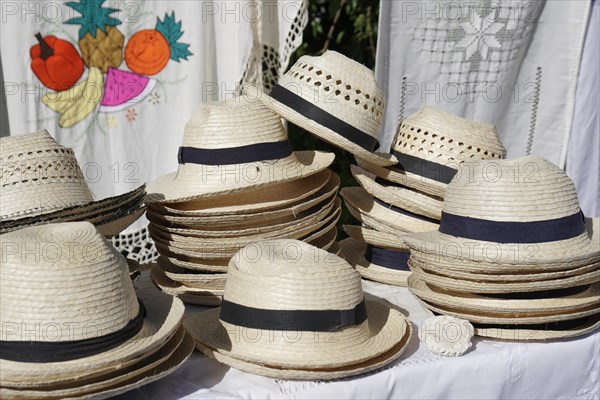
[115,277,600,399]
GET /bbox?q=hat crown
[443,156,581,222]
[0,222,139,342]
[182,98,288,150]
[226,239,363,311]
[277,50,384,140]
[394,106,506,163]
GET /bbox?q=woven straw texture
[343,225,409,251]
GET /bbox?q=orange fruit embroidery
[124,30,170,76]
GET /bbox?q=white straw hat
[341,187,440,233]
[183,239,411,379]
[404,156,600,266]
[0,131,145,233]
[254,50,396,167]
[357,106,505,198]
[146,98,334,203]
[343,225,409,250]
[0,222,185,386]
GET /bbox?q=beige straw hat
[0,131,145,233]
[0,222,185,385]
[183,239,411,379]
[408,276,600,316]
[254,50,396,167]
[146,98,334,203]
[351,165,443,220]
[473,315,600,341]
[340,238,410,286]
[158,260,227,290]
[404,156,600,267]
[341,187,440,233]
[151,265,224,307]
[148,169,332,217]
[343,224,408,250]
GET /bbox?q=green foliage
[287,0,380,237]
[156,12,193,62]
[64,0,122,39]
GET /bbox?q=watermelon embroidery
[99,68,157,113]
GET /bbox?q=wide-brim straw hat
[408,276,600,316]
[148,169,332,217]
[386,106,506,197]
[151,265,225,307]
[0,330,194,399]
[158,261,227,290]
[343,224,408,250]
[183,240,411,380]
[340,237,410,286]
[146,172,340,229]
[341,187,440,233]
[253,50,396,167]
[404,157,600,267]
[0,222,185,384]
[0,131,145,232]
[351,165,443,220]
[146,98,334,203]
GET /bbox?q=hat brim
[351,165,442,220]
[356,157,448,198]
[408,275,600,315]
[148,169,333,216]
[158,261,227,289]
[343,224,408,250]
[0,284,184,384]
[151,265,225,306]
[340,238,409,286]
[183,299,411,377]
[257,87,396,167]
[146,151,335,203]
[404,218,600,267]
[341,187,439,233]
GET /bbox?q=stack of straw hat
[184,239,411,380]
[341,106,506,287]
[0,222,192,398]
[405,156,600,340]
[0,130,146,236]
[145,98,339,306]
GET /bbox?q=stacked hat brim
[0,222,192,398]
[184,240,412,380]
[0,131,146,236]
[405,157,600,341]
[147,99,340,306]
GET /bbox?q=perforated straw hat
[184,239,411,380]
[0,222,185,386]
[357,106,506,198]
[146,97,335,203]
[253,50,396,167]
[404,156,600,267]
[0,130,145,233]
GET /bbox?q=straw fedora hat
[253,50,396,167]
[0,222,185,385]
[148,169,332,217]
[0,130,145,232]
[351,165,443,220]
[183,239,411,380]
[356,106,506,198]
[146,98,335,203]
[404,156,600,267]
[341,187,440,233]
[408,276,600,316]
[340,237,410,286]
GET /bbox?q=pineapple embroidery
[30,3,192,127]
[65,0,124,73]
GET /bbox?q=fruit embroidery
[29,1,192,128]
[64,0,123,73]
[125,12,192,75]
[30,33,84,91]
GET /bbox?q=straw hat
[343,225,408,250]
[473,315,600,340]
[351,165,443,220]
[151,265,224,307]
[340,238,410,286]
[357,106,506,198]
[404,156,600,267]
[146,98,334,203]
[183,239,411,380]
[254,50,396,167]
[341,187,440,233]
[0,222,185,385]
[0,130,145,232]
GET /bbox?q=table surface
[114,276,600,400]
